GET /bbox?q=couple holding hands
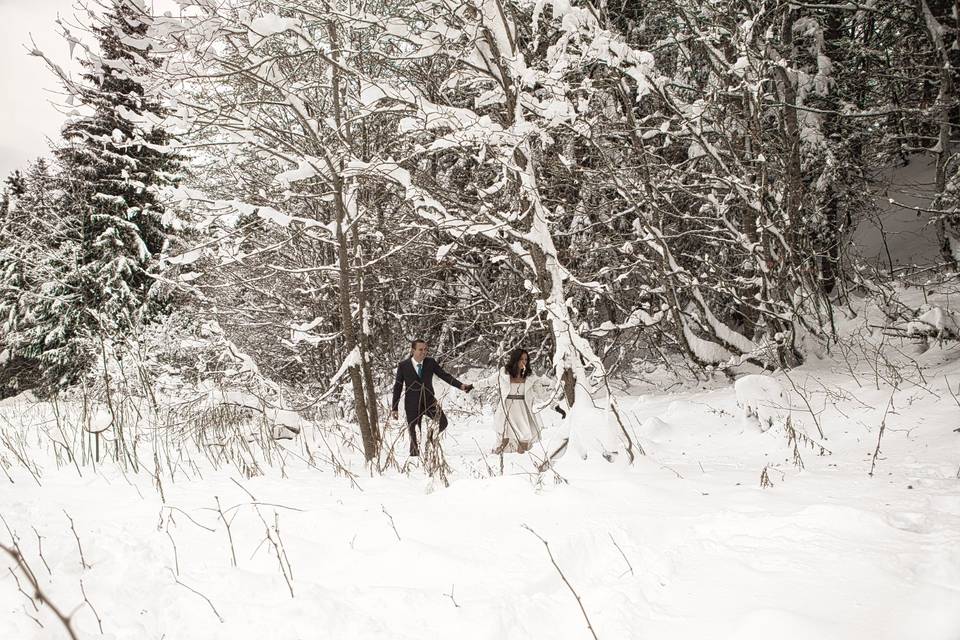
[391,339,551,457]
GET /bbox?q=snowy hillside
[1,326,958,639]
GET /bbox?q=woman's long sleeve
[471,369,502,391]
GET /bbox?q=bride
[476,349,552,454]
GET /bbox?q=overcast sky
[0,0,77,178]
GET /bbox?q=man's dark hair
[504,349,531,379]
[410,339,427,351]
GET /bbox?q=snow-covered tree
[54,0,178,331]
[16,0,181,388]
[0,158,61,394]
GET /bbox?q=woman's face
[519,352,528,368]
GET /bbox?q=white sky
[0,0,75,178]
[0,0,180,179]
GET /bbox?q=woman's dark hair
[504,349,531,379]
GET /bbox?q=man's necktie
[416,363,423,379]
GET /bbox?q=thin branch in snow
[162,506,216,533]
[214,496,237,567]
[63,511,90,570]
[779,370,826,440]
[228,479,295,597]
[445,584,460,608]
[523,524,599,640]
[169,568,224,623]
[8,566,40,612]
[166,529,180,577]
[869,388,897,478]
[382,505,401,542]
[31,527,51,575]
[79,578,104,634]
[608,533,634,578]
[0,543,81,640]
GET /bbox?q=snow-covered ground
[2,327,959,640]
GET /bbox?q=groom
[391,339,472,456]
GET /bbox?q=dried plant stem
[214,496,237,567]
[166,529,180,576]
[445,584,460,608]
[0,543,80,640]
[63,511,90,570]
[780,370,825,439]
[381,505,401,541]
[523,525,599,640]
[31,526,51,575]
[608,533,634,578]
[169,568,224,623]
[869,389,896,477]
[79,578,103,633]
[229,479,295,597]
[8,566,40,611]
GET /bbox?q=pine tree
[54,0,177,335]
[12,0,180,389]
[4,171,26,198]
[0,158,61,394]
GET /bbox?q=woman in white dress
[476,349,551,454]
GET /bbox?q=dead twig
[79,578,103,634]
[214,496,237,567]
[168,568,224,623]
[869,388,896,477]
[63,511,90,570]
[31,526,51,575]
[445,583,460,608]
[780,370,825,439]
[608,533,634,578]
[229,479,295,597]
[166,529,180,577]
[0,543,80,640]
[381,505,401,542]
[162,505,216,533]
[167,567,224,623]
[8,566,40,611]
[523,525,599,640]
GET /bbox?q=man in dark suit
[391,339,473,456]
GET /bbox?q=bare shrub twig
[522,524,599,640]
[0,542,81,640]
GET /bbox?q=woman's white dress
[476,371,551,452]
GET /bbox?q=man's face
[412,342,428,361]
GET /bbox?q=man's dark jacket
[391,357,465,422]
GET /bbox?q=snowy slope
[1,341,958,640]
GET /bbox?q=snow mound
[638,415,674,442]
[86,405,112,433]
[734,375,790,431]
[906,306,960,339]
[266,407,302,439]
[664,400,698,421]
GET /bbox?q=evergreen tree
[54,0,177,336]
[0,158,61,394]
[8,0,180,390]
[4,171,26,198]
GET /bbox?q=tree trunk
[333,183,378,461]
[353,225,381,445]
